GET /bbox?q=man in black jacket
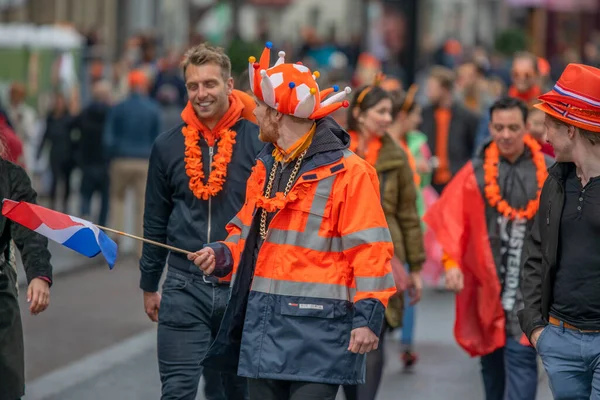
[72,80,112,227]
[419,65,480,194]
[139,43,263,400]
[519,63,600,399]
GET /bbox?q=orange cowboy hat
[534,63,600,133]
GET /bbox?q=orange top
[433,108,452,185]
[348,130,382,167]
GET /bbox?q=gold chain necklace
[259,149,308,239]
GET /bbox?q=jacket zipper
[207,146,214,243]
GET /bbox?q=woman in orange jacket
[342,84,426,400]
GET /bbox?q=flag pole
[95,225,192,255]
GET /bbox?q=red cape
[423,162,506,357]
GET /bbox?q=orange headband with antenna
[356,72,386,106]
[401,84,419,113]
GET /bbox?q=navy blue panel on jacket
[139,118,264,292]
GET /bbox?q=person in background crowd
[0,103,13,129]
[37,92,75,213]
[387,84,435,368]
[526,106,554,157]
[420,66,479,194]
[72,80,112,227]
[508,52,542,106]
[7,82,38,173]
[192,43,395,400]
[424,97,553,400]
[140,43,263,400]
[343,81,424,399]
[104,69,161,254]
[0,135,53,400]
[455,61,494,116]
[520,63,600,400]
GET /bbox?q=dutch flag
[1,199,118,269]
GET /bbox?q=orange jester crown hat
[248,42,352,119]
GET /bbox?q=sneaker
[401,350,418,369]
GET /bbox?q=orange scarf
[400,140,421,187]
[348,130,382,167]
[508,85,542,106]
[272,124,316,162]
[433,108,452,185]
[181,92,245,146]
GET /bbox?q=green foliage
[227,38,264,78]
[494,28,529,56]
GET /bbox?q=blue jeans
[537,321,600,399]
[157,268,248,400]
[480,336,538,400]
[401,264,415,346]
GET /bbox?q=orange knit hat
[248,42,351,120]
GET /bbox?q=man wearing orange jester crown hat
[189,41,396,400]
[423,96,554,400]
[520,64,600,399]
[139,43,264,400]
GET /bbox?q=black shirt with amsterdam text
[551,167,600,330]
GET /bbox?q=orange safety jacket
[201,117,395,385]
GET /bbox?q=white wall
[425,0,500,47]
[272,0,359,44]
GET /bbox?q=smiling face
[489,106,526,161]
[512,57,537,93]
[184,63,233,128]
[355,98,393,137]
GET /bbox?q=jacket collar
[548,161,575,184]
[257,117,349,170]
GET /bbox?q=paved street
[18,258,553,400]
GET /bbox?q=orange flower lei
[182,125,237,200]
[255,183,311,212]
[483,135,548,220]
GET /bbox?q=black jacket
[519,162,572,340]
[420,104,480,193]
[71,101,110,168]
[0,159,53,283]
[139,119,264,292]
[0,159,52,400]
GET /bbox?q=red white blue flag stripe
[1,199,117,269]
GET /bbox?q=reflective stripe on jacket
[203,117,395,385]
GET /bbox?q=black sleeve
[518,192,548,340]
[139,140,173,292]
[467,111,480,155]
[8,163,53,284]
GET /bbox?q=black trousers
[342,323,389,400]
[248,378,339,400]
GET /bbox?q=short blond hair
[429,66,455,91]
[181,43,232,81]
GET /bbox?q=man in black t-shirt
[520,63,600,399]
